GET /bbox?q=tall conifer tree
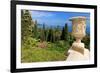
[21,10,33,44]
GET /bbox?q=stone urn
[67,16,89,61]
[70,16,86,43]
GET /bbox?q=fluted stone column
[67,16,90,61]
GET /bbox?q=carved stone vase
[67,16,89,61]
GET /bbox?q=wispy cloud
[30,10,54,18]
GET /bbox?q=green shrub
[22,37,38,49]
[21,48,67,63]
[21,38,69,63]
[46,41,70,55]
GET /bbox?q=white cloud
[30,10,54,18]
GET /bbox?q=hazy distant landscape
[37,23,90,34]
[21,10,90,63]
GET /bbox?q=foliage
[21,48,67,62]
[82,34,90,49]
[21,10,90,62]
[63,23,68,41]
[32,20,38,39]
[47,41,70,54]
[21,10,33,44]
[40,24,46,42]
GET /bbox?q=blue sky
[29,10,90,33]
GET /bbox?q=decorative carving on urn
[67,16,89,61]
[70,16,86,40]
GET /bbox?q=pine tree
[21,10,33,44]
[61,23,68,41]
[45,29,49,41]
[61,27,65,40]
[43,24,46,41]
[32,20,38,38]
[55,26,61,41]
[64,23,68,41]
[40,24,45,42]
[48,28,53,42]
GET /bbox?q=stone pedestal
[67,16,90,61]
[67,42,89,61]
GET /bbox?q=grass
[21,38,70,63]
[21,48,67,63]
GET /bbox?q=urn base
[66,42,90,61]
